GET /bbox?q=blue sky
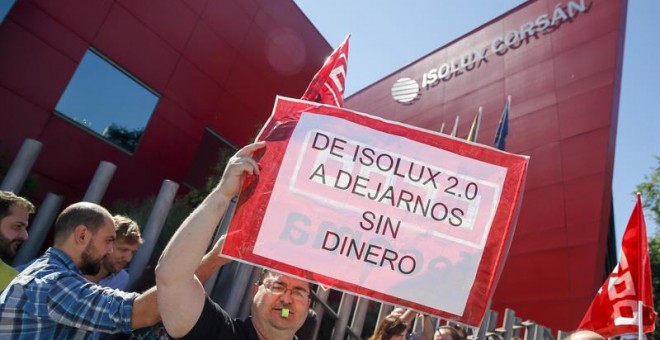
[293,0,660,251]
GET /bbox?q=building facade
[0,0,625,332]
[0,0,331,203]
[345,0,625,331]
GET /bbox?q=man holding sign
[155,142,312,339]
[223,97,528,326]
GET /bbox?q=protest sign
[222,96,528,325]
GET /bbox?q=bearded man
[0,202,160,338]
[0,190,34,291]
[86,214,142,290]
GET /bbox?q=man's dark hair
[54,202,110,243]
[0,190,35,220]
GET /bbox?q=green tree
[637,156,660,226]
[104,123,145,152]
[636,156,660,340]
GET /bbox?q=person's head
[250,269,312,337]
[54,202,116,276]
[435,325,462,340]
[566,330,605,340]
[100,215,142,275]
[370,314,409,340]
[0,191,35,262]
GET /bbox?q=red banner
[300,35,349,107]
[222,97,528,326]
[578,194,656,337]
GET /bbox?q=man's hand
[207,234,226,260]
[195,235,231,283]
[216,142,266,200]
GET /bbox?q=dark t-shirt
[181,295,260,340]
[181,295,299,340]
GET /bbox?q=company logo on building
[391,0,590,104]
[391,78,420,104]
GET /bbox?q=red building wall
[345,0,626,331]
[0,0,331,204]
[0,0,626,332]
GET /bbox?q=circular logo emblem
[391,78,420,104]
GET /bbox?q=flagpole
[636,193,643,340]
[467,106,482,142]
[450,116,459,137]
[639,301,643,340]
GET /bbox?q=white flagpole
[450,116,459,137]
[638,300,643,340]
[636,193,643,340]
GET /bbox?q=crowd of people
[0,142,608,340]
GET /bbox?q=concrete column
[12,192,63,266]
[1,138,42,192]
[237,267,261,320]
[82,161,116,203]
[127,180,178,289]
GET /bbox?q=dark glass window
[0,1,15,24]
[184,129,237,189]
[55,49,159,153]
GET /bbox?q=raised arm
[155,142,265,338]
[130,235,231,329]
[399,308,416,326]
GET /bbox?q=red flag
[578,194,656,337]
[300,35,350,107]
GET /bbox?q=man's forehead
[266,272,309,287]
[115,239,139,249]
[7,205,30,220]
[97,220,117,237]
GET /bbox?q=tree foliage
[637,156,660,227]
[636,156,660,340]
[104,123,144,152]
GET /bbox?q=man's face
[0,205,30,262]
[251,273,311,335]
[102,238,139,274]
[80,218,115,276]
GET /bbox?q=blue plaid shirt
[0,247,138,339]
